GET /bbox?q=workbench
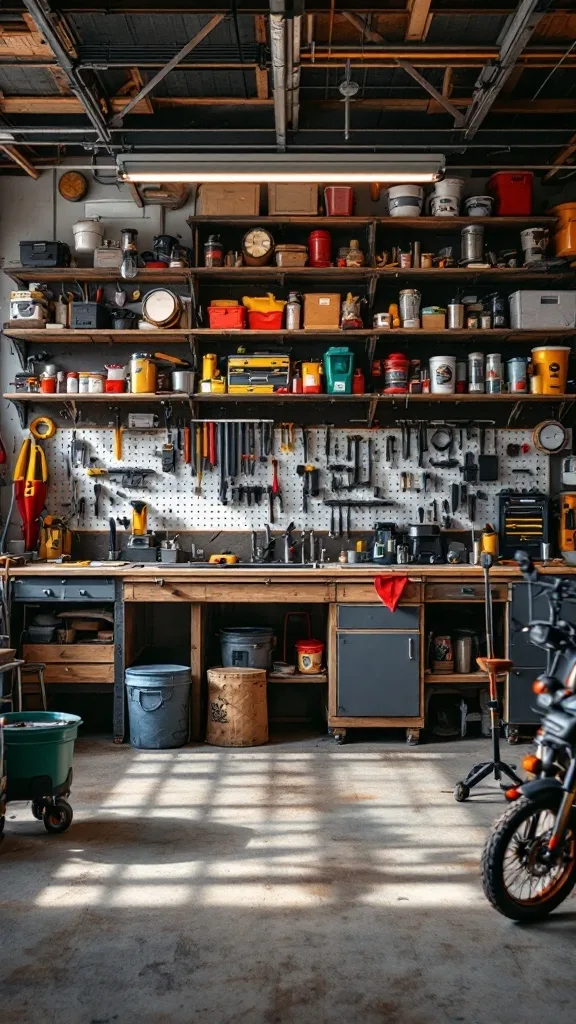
[7,561,573,746]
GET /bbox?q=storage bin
[207,305,246,330]
[509,291,576,330]
[324,186,354,216]
[487,171,533,215]
[220,627,276,669]
[551,203,576,256]
[125,664,191,749]
[198,183,260,216]
[206,667,268,747]
[422,311,446,330]
[303,293,341,329]
[247,310,284,330]
[268,183,318,215]
[274,245,308,267]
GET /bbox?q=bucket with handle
[531,346,571,395]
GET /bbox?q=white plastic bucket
[465,195,493,217]
[73,218,104,253]
[429,355,456,394]
[387,184,424,217]
[430,177,464,216]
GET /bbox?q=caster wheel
[31,800,45,821]
[454,782,470,803]
[333,732,346,745]
[43,797,73,834]
[506,727,520,745]
[406,728,420,747]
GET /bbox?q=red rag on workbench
[374,575,408,612]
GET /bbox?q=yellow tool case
[227,354,290,393]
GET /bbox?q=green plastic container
[2,712,82,801]
[323,346,354,394]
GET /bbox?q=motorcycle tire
[482,792,576,923]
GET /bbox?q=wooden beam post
[254,14,269,99]
[405,0,433,42]
[0,144,39,179]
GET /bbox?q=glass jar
[88,372,105,394]
[78,372,90,394]
[66,372,79,394]
[346,239,365,267]
[204,234,223,267]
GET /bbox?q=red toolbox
[207,305,246,329]
[487,171,533,216]
[247,310,284,330]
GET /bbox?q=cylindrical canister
[66,372,79,394]
[420,253,433,268]
[412,241,421,268]
[285,292,301,330]
[399,288,421,325]
[384,352,410,393]
[486,353,503,394]
[468,352,485,393]
[206,667,268,747]
[487,292,508,328]
[447,302,464,329]
[78,372,91,394]
[202,352,218,381]
[531,345,571,395]
[308,229,332,266]
[295,639,324,674]
[454,636,473,674]
[461,224,484,262]
[507,356,528,393]
[130,353,156,394]
[429,355,456,394]
[480,312,492,330]
[88,372,105,394]
[455,360,467,394]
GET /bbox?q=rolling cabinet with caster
[327,590,425,744]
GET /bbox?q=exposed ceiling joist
[109,12,225,126]
[544,131,576,179]
[21,0,113,148]
[463,0,555,139]
[405,0,433,42]
[0,143,39,178]
[341,11,464,125]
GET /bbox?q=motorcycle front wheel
[481,793,576,922]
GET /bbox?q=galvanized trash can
[220,627,276,669]
[125,664,191,749]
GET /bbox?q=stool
[17,662,47,712]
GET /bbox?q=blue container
[125,664,191,749]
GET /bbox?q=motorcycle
[481,550,576,922]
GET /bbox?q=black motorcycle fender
[519,778,563,798]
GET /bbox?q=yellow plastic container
[531,345,571,395]
[242,292,286,313]
[202,353,218,380]
[129,353,156,394]
[480,525,498,558]
[551,203,576,256]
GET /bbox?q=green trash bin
[0,711,82,836]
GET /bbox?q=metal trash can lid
[125,664,191,687]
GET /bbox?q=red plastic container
[208,305,246,329]
[487,171,533,216]
[308,229,332,267]
[247,310,284,330]
[352,368,365,394]
[324,186,354,216]
[105,379,126,393]
[384,352,410,394]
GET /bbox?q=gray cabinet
[508,581,572,726]
[337,630,420,717]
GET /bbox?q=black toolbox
[19,241,71,267]
[71,302,110,329]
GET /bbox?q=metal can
[56,370,66,394]
[486,352,502,394]
[400,251,413,268]
[66,372,79,394]
[420,253,433,269]
[507,356,528,393]
[88,372,105,394]
[286,291,302,331]
[78,372,91,394]
[467,313,480,330]
[480,312,492,330]
[468,351,485,393]
[455,360,467,394]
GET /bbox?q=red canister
[384,353,410,394]
[308,229,332,267]
[352,368,365,394]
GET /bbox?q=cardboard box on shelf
[198,183,260,216]
[303,293,341,329]
[268,183,318,215]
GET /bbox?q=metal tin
[467,313,480,330]
[88,372,105,394]
[507,356,528,393]
[455,360,467,394]
[420,253,433,269]
[480,312,492,329]
[78,372,91,394]
[468,351,485,393]
[486,352,502,393]
[400,251,412,268]
[66,372,79,394]
[447,303,464,329]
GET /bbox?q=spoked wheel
[43,798,73,835]
[482,793,576,922]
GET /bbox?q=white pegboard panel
[41,424,550,533]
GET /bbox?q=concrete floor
[2,733,575,1024]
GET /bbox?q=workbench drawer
[335,581,421,604]
[43,663,114,684]
[12,577,115,603]
[23,644,114,664]
[127,582,333,603]
[426,582,508,603]
[337,604,419,630]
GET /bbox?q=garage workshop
[2,1,576,1021]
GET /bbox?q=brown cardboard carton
[268,183,318,215]
[303,293,341,329]
[198,183,260,216]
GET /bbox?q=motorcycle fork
[548,758,576,854]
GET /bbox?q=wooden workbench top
[6,561,574,580]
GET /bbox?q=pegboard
[41,422,550,534]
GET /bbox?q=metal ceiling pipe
[269,1,287,151]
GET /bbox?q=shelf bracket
[7,395,28,429]
[9,337,27,371]
[367,394,379,428]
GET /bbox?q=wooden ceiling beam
[0,142,39,178]
[254,14,269,98]
[405,0,433,42]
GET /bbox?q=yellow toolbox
[227,354,290,393]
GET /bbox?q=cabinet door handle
[408,637,415,660]
[461,587,475,596]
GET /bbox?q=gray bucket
[220,627,276,669]
[125,664,191,749]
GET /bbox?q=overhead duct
[269,1,287,151]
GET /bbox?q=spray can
[468,352,485,393]
[486,352,503,394]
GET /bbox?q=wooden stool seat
[477,657,513,675]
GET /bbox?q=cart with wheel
[0,711,82,836]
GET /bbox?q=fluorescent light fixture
[117,152,445,184]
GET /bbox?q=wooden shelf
[5,265,573,284]
[425,672,506,684]
[267,671,327,684]
[3,392,191,403]
[187,215,556,229]
[4,392,573,407]
[7,327,576,344]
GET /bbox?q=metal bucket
[125,664,191,749]
[220,627,276,669]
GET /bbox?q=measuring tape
[29,416,56,440]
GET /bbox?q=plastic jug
[323,347,354,394]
